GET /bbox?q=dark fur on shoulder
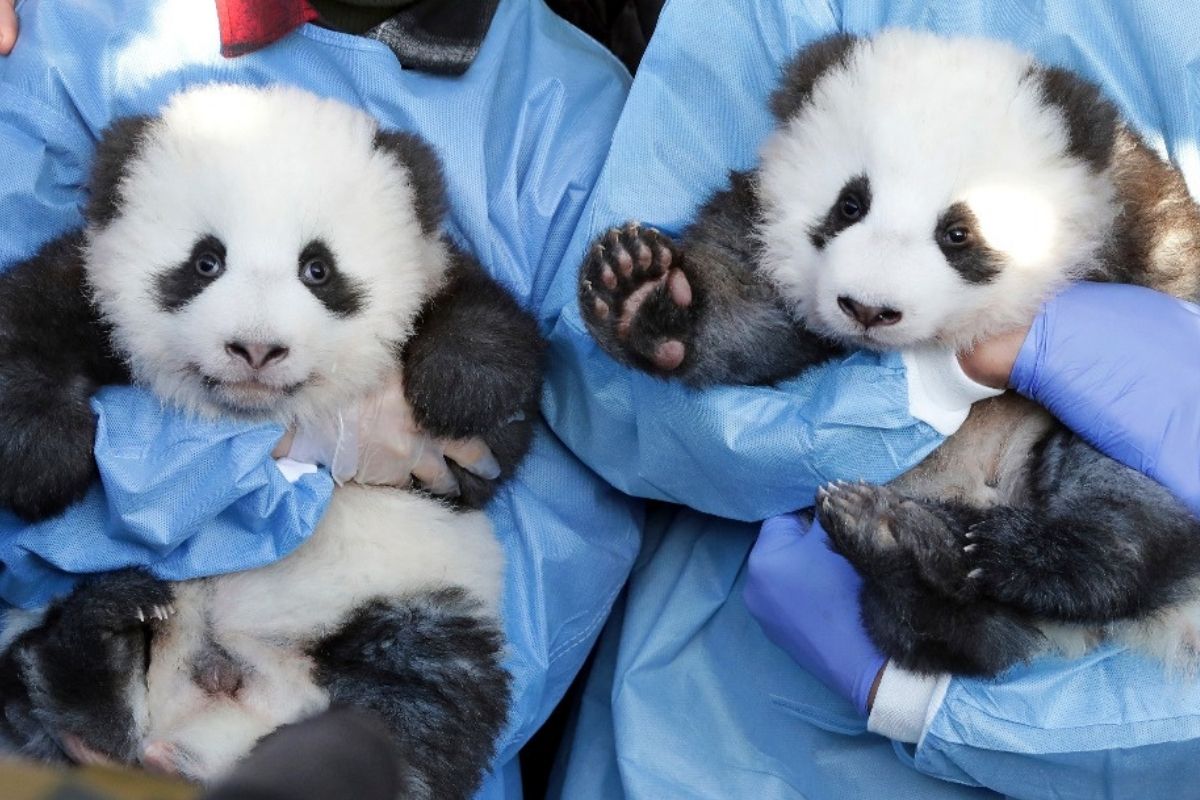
[0,232,128,520]
[309,588,509,800]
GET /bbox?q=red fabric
[214,0,320,58]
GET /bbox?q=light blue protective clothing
[546,1,1200,798]
[0,387,332,607]
[0,2,636,796]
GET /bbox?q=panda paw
[579,222,694,376]
[59,569,176,633]
[959,509,1044,606]
[818,481,978,600]
[817,481,907,562]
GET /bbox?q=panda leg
[817,481,1044,676]
[310,588,510,800]
[5,569,173,764]
[961,434,1200,623]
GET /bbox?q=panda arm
[0,231,129,521]
[579,170,842,387]
[401,247,544,506]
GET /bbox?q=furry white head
[757,30,1118,350]
[85,84,449,424]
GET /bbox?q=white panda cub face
[757,30,1119,351]
[85,84,449,425]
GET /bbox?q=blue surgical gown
[0,1,639,797]
[544,1,1200,799]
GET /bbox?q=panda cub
[579,30,1200,676]
[0,84,543,797]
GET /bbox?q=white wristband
[866,662,951,744]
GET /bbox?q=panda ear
[1028,66,1119,172]
[373,130,448,235]
[769,33,861,122]
[86,115,157,227]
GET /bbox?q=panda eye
[838,192,864,221]
[300,258,331,286]
[194,251,224,278]
[942,226,971,248]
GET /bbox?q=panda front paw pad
[579,222,693,375]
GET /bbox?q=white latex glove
[275,372,500,497]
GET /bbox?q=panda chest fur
[891,394,1056,506]
[140,486,504,779]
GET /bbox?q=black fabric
[366,0,500,76]
[309,0,499,75]
[544,0,664,73]
[309,0,415,34]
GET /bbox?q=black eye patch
[809,174,871,250]
[299,240,366,317]
[155,235,227,312]
[935,203,1004,284]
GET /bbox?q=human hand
[0,0,17,56]
[744,512,886,715]
[965,282,1200,515]
[276,372,500,497]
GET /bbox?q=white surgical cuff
[866,662,951,744]
[903,346,1004,436]
[274,457,320,484]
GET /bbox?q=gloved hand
[276,372,501,497]
[964,282,1200,516]
[744,512,886,716]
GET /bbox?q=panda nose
[837,296,903,329]
[225,341,290,370]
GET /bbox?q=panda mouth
[197,373,309,410]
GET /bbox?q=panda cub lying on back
[0,84,542,797]
[579,30,1200,676]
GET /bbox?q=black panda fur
[578,30,1200,677]
[0,84,541,798]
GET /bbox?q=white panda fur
[578,30,1200,677]
[0,83,543,798]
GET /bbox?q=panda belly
[141,486,504,782]
[891,393,1052,507]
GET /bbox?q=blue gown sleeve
[0,386,334,609]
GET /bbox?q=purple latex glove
[1012,281,1200,515]
[744,512,885,716]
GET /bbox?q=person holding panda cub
[3,2,1200,800]
[549,5,1200,800]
